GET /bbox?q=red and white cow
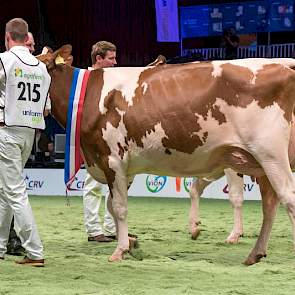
[39,45,295,265]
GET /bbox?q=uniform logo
[146,175,167,193]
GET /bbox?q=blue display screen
[180,0,294,38]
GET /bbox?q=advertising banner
[23,168,262,200]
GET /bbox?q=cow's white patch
[100,67,147,114]
[142,82,148,95]
[194,98,290,154]
[211,58,295,84]
[102,110,128,163]
[126,122,168,156]
[141,122,168,149]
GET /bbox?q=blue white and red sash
[64,68,90,188]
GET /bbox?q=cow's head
[36,44,73,70]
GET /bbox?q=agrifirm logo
[15,67,23,77]
[146,175,167,193]
[14,67,44,80]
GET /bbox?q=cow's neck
[49,65,74,128]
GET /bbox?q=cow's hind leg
[224,169,244,244]
[244,176,279,265]
[244,147,295,265]
[189,178,211,240]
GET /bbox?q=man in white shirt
[6,31,36,257]
[0,18,51,267]
[83,41,117,242]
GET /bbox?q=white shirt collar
[9,46,30,54]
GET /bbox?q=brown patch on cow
[80,69,115,187]
[120,62,295,155]
[122,64,211,153]
[118,143,125,159]
[211,105,226,124]
[49,65,73,128]
[122,63,228,153]
[202,131,208,142]
[47,65,119,189]
[252,64,295,121]
[80,69,130,188]
[219,63,295,122]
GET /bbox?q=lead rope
[65,188,71,207]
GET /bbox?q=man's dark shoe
[6,237,25,256]
[105,233,138,240]
[0,256,4,260]
[88,234,113,242]
[105,235,116,240]
[15,256,44,267]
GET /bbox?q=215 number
[17,82,40,102]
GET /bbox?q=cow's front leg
[107,170,129,262]
[106,192,118,236]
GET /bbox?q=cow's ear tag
[55,54,65,65]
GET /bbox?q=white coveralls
[83,66,116,238]
[83,172,116,237]
[0,46,50,259]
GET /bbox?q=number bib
[0,50,51,129]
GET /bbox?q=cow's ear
[37,45,72,69]
[36,52,54,67]
[42,46,53,54]
[36,46,57,69]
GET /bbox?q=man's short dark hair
[91,41,116,65]
[5,18,28,42]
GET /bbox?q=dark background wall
[1,0,295,66]
[0,0,180,67]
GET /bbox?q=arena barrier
[24,168,262,200]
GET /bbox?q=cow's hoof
[243,253,266,266]
[225,233,242,244]
[108,255,122,262]
[191,228,201,240]
[108,249,125,262]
